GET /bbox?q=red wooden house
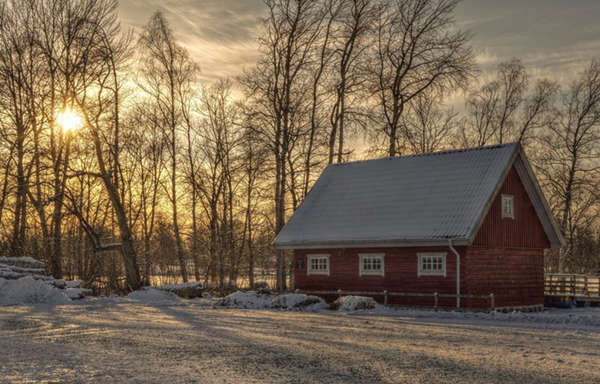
[274,143,564,309]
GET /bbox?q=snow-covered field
[1,295,600,383]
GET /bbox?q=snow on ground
[0,303,599,384]
[154,281,203,291]
[216,290,274,309]
[0,256,45,266]
[216,291,328,311]
[364,305,600,329]
[125,288,184,306]
[335,295,377,311]
[271,293,328,310]
[0,277,71,306]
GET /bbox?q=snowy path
[1,303,599,383]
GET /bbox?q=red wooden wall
[472,166,550,249]
[294,247,465,307]
[462,247,544,307]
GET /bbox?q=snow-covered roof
[274,143,564,249]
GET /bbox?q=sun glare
[56,107,83,132]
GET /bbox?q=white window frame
[358,253,385,276]
[501,194,514,219]
[307,254,330,276]
[417,252,446,277]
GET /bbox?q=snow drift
[0,276,71,306]
[126,288,183,306]
[216,291,327,311]
[216,291,273,309]
[335,296,378,311]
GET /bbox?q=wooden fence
[545,274,600,297]
[297,289,495,310]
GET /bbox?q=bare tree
[401,92,457,153]
[536,60,600,272]
[462,59,557,147]
[327,0,376,163]
[137,11,200,283]
[241,0,324,290]
[370,0,474,156]
[0,1,40,258]
[72,0,142,290]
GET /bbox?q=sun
[56,107,83,132]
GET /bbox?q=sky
[118,0,600,86]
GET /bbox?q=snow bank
[216,291,327,311]
[0,277,71,306]
[155,281,203,291]
[66,288,92,300]
[66,280,83,288]
[216,291,273,309]
[0,256,45,266]
[271,293,328,310]
[335,296,378,311]
[126,288,182,306]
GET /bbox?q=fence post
[337,289,342,300]
[489,293,495,311]
[434,292,438,310]
[383,290,388,306]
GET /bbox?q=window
[418,253,446,277]
[359,253,385,276]
[307,254,330,275]
[501,194,514,219]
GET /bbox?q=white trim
[501,194,514,219]
[513,153,565,248]
[358,253,385,276]
[417,252,446,277]
[307,254,330,276]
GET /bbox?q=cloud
[456,0,600,81]
[119,0,264,82]
[119,0,600,86]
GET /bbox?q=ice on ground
[126,288,183,306]
[0,277,71,306]
[335,295,378,311]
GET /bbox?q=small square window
[307,254,329,275]
[502,194,514,219]
[418,253,446,277]
[359,254,385,276]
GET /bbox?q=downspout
[448,239,460,309]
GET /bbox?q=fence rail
[545,274,600,297]
[297,289,495,310]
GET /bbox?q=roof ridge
[332,142,519,167]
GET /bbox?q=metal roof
[274,143,564,249]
